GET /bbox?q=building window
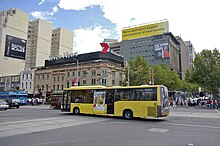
[22,74,24,80]
[57,85,59,90]
[46,85,48,91]
[47,74,49,79]
[30,82,32,89]
[83,71,87,78]
[91,70,96,77]
[26,82,27,89]
[30,74,32,79]
[61,84,64,90]
[82,80,86,85]
[67,72,70,77]
[22,83,23,89]
[72,71,75,77]
[101,79,107,86]
[119,72,122,82]
[57,76,60,81]
[112,80,115,86]
[112,71,115,79]
[91,79,96,85]
[53,85,55,90]
[54,77,56,82]
[62,76,64,81]
[42,75,44,79]
[67,82,69,88]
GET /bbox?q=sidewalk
[21,104,51,109]
[169,106,220,119]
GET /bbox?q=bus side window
[114,90,120,101]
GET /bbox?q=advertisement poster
[93,91,106,110]
[4,35,26,60]
[154,43,170,59]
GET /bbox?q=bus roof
[64,85,163,91]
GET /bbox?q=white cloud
[58,0,220,52]
[38,0,46,5]
[31,6,58,20]
[73,25,115,54]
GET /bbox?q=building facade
[25,19,52,68]
[175,36,190,80]
[0,8,28,76]
[0,75,20,91]
[34,51,125,98]
[184,41,196,68]
[20,68,35,97]
[50,27,73,57]
[120,32,180,73]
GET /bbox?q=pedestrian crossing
[0,116,107,138]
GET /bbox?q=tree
[190,49,220,98]
[151,64,181,91]
[124,56,150,86]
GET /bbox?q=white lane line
[164,122,220,129]
[148,128,170,133]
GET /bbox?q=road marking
[164,122,220,129]
[148,128,170,133]
[0,117,107,138]
[215,109,220,113]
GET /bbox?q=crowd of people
[169,97,220,109]
[27,98,46,106]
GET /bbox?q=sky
[0,0,219,54]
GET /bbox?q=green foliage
[188,49,220,98]
[124,56,150,86]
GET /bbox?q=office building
[25,19,52,68]
[184,41,196,68]
[175,36,190,80]
[0,8,28,76]
[50,27,73,57]
[121,32,180,73]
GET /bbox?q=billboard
[4,35,26,60]
[154,43,170,59]
[122,21,169,40]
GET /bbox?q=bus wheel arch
[123,109,133,119]
[73,107,80,115]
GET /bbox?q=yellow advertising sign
[122,21,169,40]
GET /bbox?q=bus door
[61,91,71,112]
[106,90,114,114]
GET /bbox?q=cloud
[58,0,220,52]
[31,6,58,20]
[73,25,117,54]
[58,0,103,11]
[38,0,46,5]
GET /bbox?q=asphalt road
[0,105,220,146]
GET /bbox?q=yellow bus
[61,85,169,119]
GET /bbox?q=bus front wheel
[123,110,133,119]
[73,107,80,115]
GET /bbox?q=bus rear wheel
[123,110,133,119]
[73,107,80,115]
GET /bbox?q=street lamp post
[72,55,79,86]
[127,64,130,86]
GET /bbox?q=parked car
[0,100,9,110]
[6,99,20,109]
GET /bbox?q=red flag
[100,43,109,54]
[73,78,77,86]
